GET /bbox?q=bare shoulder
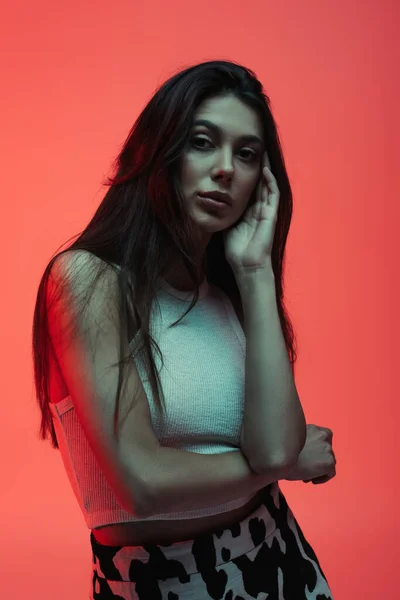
[47,251,117,403]
[49,250,114,289]
[46,248,156,516]
[48,250,119,318]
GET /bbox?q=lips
[198,191,232,205]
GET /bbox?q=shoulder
[46,251,121,332]
[49,250,118,296]
[50,250,112,280]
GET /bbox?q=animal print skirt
[89,483,334,599]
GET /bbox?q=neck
[162,256,206,292]
[161,234,209,291]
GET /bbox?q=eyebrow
[192,119,265,148]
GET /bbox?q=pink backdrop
[1,0,398,598]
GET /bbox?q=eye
[191,136,258,162]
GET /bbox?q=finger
[263,165,277,184]
[312,476,330,485]
[263,152,271,170]
[260,175,269,207]
[312,471,336,485]
[262,166,280,205]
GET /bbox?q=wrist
[234,264,275,294]
[233,261,274,277]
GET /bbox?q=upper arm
[46,250,160,517]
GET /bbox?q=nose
[212,156,234,180]
[213,169,233,182]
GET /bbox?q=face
[179,94,266,252]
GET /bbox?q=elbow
[109,474,155,519]
[133,482,155,518]
[134,477,160,518]
[240,407,307,479]
[247,454,298,478]
[269,434,307,475]
[125,490,152,519]
[271,414,307,471]
[115,475,155,519]
[268,454,300,476]
[245,436,306,478]
[115,487,150,519]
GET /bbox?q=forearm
[237,266,307,472]
[143,446,290,517]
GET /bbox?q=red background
[1,1,398,598]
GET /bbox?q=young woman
[32,59,336,599]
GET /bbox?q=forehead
[193,95,264,139]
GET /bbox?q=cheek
[179,156,200,184]
[243,169,260,193]
[241,179,258,209]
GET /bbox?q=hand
[285,424,337,485]
[223,152,280,274]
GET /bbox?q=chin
[195,221,226,236]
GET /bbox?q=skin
[163,94,267,291]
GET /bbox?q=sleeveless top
[49,275,268,529]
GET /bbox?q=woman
[32,59,336,599]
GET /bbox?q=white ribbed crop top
[48,275,264,530]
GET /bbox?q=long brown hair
[32,59,298,449]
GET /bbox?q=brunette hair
[32,59,297,449]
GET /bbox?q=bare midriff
[91,486,268,546]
